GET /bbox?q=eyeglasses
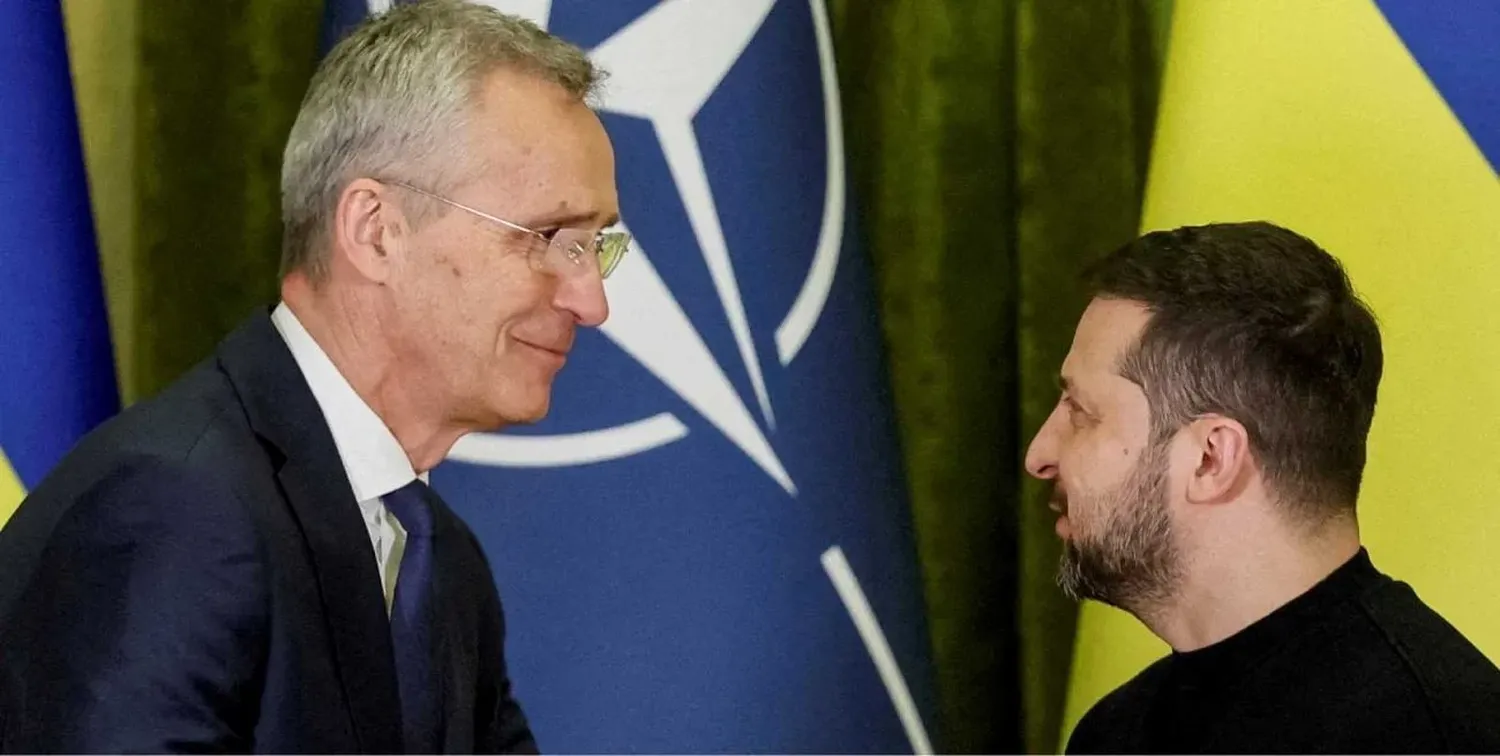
[385,180,629,279]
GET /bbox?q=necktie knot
[383,480,433,538]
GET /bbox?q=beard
[1055,439,1181,613]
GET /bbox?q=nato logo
[349,1,938,752]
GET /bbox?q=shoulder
[29,452,262,576]
[24,353,268,515]
[0,362,268,619]
[1064,656,1171,754]
[102,358,252,462]
[1352,578,1500,750]
[36,357,252,492]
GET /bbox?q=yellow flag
[1061,0,1500,743]
[1,450,24,527]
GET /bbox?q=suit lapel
[216,311,404,752]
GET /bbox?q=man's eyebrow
[530,209,621,229]
[1058,374,1094,405]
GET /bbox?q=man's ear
[332,178,398,284]
[1185,414,1254,505]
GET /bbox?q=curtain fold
[831,1,1167,751]
[133,2,322,398]
[1014,2,1166,750]
[828,1,1020,751]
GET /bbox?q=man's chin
[1056,542,1117,606]
[466,390,553,431]
[1057,540,1181,612]
[499,393,552,427]
[1056,545,1090,603]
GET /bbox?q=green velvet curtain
[133,2,323,396]
[108,1,1168,752]
[827,2,1169,750]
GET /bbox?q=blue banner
[1374,0,1500,172]
[0,4,119,500]
[322,2,936,751]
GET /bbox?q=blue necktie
[384,481,442,753]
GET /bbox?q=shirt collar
[271,302,426,502]
[1170,548,1382,681]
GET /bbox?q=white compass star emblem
[423,4,932,751]
[448,0,847,497]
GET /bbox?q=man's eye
[1063,396,1091,426]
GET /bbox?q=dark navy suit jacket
[0,311,536,753]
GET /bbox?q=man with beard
[1025,221,1500,753]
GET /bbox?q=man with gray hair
[0,1,626,752]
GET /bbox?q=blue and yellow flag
[1061,0,1500,742]
[0,4,120,523]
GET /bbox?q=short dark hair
[1085,221,1383,519]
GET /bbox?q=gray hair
[279,0,604,282]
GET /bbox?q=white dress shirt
[272,303,424,612]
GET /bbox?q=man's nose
[555,270,609,327]
[1025,409,1062,481]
